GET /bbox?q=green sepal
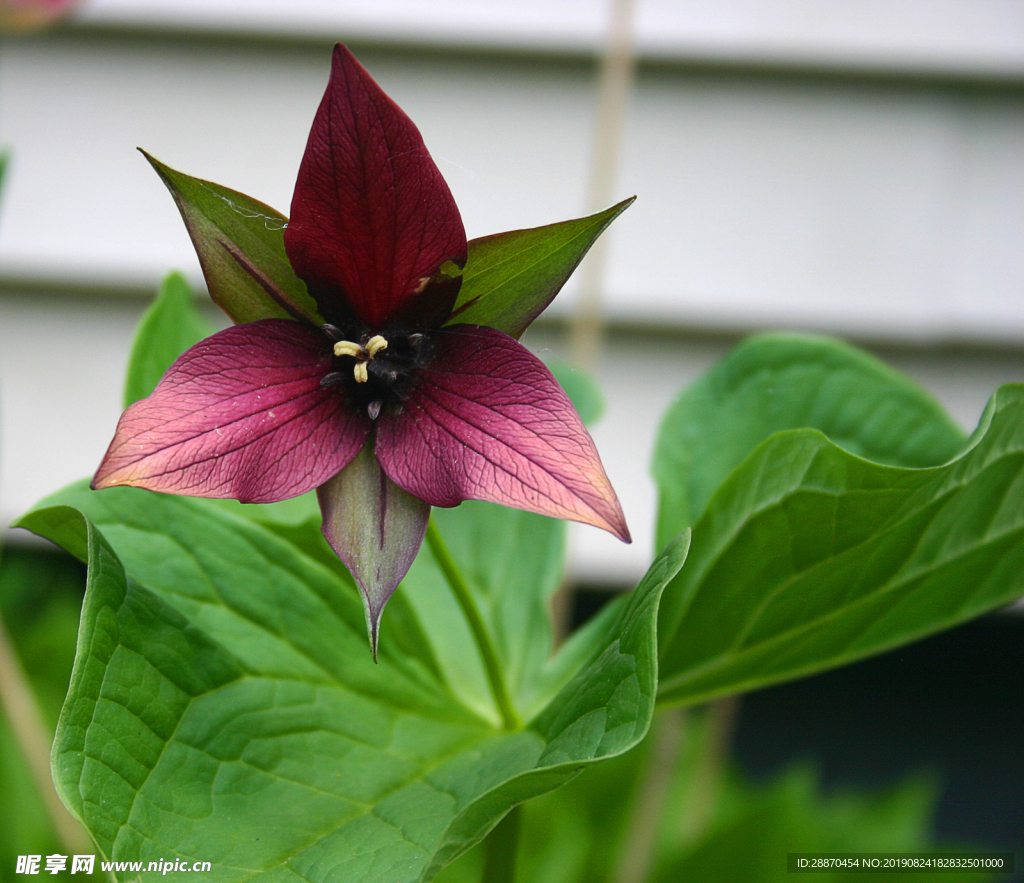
[143,151,323,326]
[448,198,634,339]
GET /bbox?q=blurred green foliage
[436,706,988,883]
[0,546,104,881]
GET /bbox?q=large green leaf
[657,384,1024,706]
[399,503,567,722]
[238,497,624,729]
[653,334,967,545]
[143,152,323,326]
[399,503,628,726]
[123,272,216,407]
[17,487,687,883]
[448,199,634,339]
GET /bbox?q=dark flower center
[319,324,432,420]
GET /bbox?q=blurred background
[0,0,1021,875]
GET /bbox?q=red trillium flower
[93,45,630,652]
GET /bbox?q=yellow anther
[333,340,364,358]
[366,335,388,357]
[334,335,386,384]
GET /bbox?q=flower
[93,45,630,652]
[0,0,79,33]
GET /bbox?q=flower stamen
[333,335,390,383]
[333,340,363,358]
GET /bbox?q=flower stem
[425,518,520,730]
[482,804,521,883]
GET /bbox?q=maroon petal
[93,320,371,503]
[285,44,467,331]
[317,444,431,658]
[375,326,630,541]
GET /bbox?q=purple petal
[376,326,630,541]
[93,320,371,502]
[284,44,467,331]
[317,444,431,658]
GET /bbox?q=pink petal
[375,326,630,541]
[92,320,371,503]
[317,445,431,658]
[284,44,467,331]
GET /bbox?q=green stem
[482,804,521,883]
[425,518,520,730]
[613,708,686,883]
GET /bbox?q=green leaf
[143,151,323,326]
[401,503,568,722]
[123,271,216,407]
[657,384,1024,707]
[16,486,687,883]
[653,334,967,545]
[250,498,622,727]
[448,198,634,339]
